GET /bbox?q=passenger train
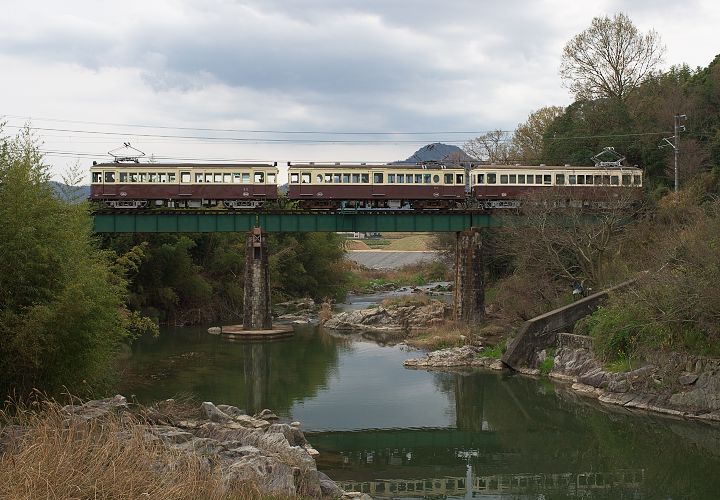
[89,160,643,210]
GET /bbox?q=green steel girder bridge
[92,210,502,233]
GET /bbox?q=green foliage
[0,126,131,397]
[478,340,506,359]
[538,348,555,376]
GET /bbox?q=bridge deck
[92,210,501,233]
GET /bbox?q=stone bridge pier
[453,228,484,324]
[243,227,272,330]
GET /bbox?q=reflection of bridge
[338,469,645,498]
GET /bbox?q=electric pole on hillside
[660,114,687,193]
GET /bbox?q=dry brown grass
[406,321,476,351]
[0,399,275,500]
[318,298,333,325]
[380,293,431,308]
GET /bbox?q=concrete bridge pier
[453,228,484,323]
[243,227,272,330]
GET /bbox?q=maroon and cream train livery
[90,162,279,208]
[287,162,467,209]
[469,164,643,208]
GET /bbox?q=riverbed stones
[325,300,447,332]
[404,345,504,370]
[54,397,355,498]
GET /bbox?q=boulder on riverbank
[404,345,504,370]
[1,396,360,499]
[324,299,448,332]
[551,334,720,421]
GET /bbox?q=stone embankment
[404,345,503,370]
[53,396,369,499]
[324,300,448,332]
[550,333,720,421]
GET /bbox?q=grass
[346,260,451,294]
[0,398,298,500]
[477,339,507,359]
[406,321,474,351]
[538,348,556,376]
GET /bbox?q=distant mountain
[395,143,474,164]
[50,181,90,203]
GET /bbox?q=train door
[102,170,117,196]
[179,170,192,196]
[371,170,385,201]
[297,171,313,197]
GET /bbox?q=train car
[287,162,466,209]
[90,162,279,208]
[469,164,643,208]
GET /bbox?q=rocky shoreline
[403,334,720,422]
[1,396,370,499]
[324,299,448,332]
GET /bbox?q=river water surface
[119,323,720,499]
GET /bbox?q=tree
[463,130,512,164]
[510,106,565,163]
[560,12,665,101]
[0,126,131,397]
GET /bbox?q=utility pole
[673,114,687,193]
[661,114,686,193]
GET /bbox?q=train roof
[469,164,642,171]
[91,162,277,169]
[287,162,465,170]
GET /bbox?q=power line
[1,114,495,136]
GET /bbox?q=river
[118,322,720,499]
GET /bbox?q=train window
[557,174,566,185]
[301,173,311,184]
[509,174,516,183]
[517,174,525,184]
[500,175,508,184]
[290,173,299,183]
[316,174,323,183]
[397,174,405,183]
[159,173,167,183]
[633,174,641,185]
[268,173,276,184]
[213,173,222,183]
[233,173,241,183]
[388,174,395,183]
[352,173,360,183]
[204,173,212,183]
[487,173,496,184]
[374,173,384,183]
[421,174,429,184]
[104,171,115,183]
[414,174,422,183]
[255,172,265,183]
[361,173,369,183]
[602,175,610,185]
[242,173,250,183]
[406,174,413,184]
[325,173,332,183]
[456,174,464,184]
[147,173,156,182]
[342,173,350,183]
[119,172,128,182]
[169,173,176,182]
[92,172,102,183]
[444,173,453,184]
[577,175,585,185]
[622,174,631,186]
[141,173,149,183]
[224,173,232,183]
[432,174,439,183]
[333,173,341,183]
[130,173,138,183]
[611,175,619,185]
[181,172,190,183]
[534,175,541,184]
[543,175,551,185]
[476,173,484,184]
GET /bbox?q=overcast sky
[1,0,718,180]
